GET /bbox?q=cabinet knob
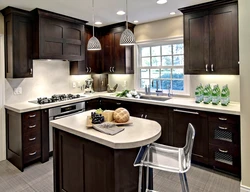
[89,67,91,73]
[211,64,214,72]
[205,64,208,72]
[109,67,112,72]
[144,114,147,119]
[141,114,144,118]
[30,68,33,75]
[112,67,115,72]
[86,67,89,73]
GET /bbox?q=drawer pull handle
[29,114,36,118]
[173,109,199,115]
[29,125,36,129]
[29,151,37,156]
[218,126,228,130]
[29,137,36,141]
[141,114,144,118]
[219,117,227,121]
[116,103,121,105]
[144,115,147,119]
[218,149,228,153]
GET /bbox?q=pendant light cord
[92,0,95,37]
[125,0,128,29]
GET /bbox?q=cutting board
[86,116,132,128]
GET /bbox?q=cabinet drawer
[23,120,41,133]
[209,144,240,176]
[209,121,240,146]
[208,113,240,124]
[23,130,41,149]
[23,144,41,164]
[22,111,40,122]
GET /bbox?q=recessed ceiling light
[170,12,176,15]
[95,21,102,25]
[117,10,125,15]
[134,20,139,23]
[157,0,167,4]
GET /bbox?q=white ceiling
[0,0,214,26]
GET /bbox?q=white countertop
[4,92,240,115]
[50,110,161,149]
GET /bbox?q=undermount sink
[139,95,171,102]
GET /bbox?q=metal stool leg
[183,173,189,192]
[138,166,143,192]
[179,173,189,192]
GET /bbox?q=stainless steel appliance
[49,101,85,152]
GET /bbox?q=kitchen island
[50,110,161,192]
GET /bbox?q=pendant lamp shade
[120,0,136,46]
[87,0,101,51]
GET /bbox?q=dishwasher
[49,101,85,152]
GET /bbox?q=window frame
[135,37,190,96]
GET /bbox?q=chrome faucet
[152,80,163,96]
[145,85,151,95]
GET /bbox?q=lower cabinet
[207,112,241,176]
[85,98,101,110]
[169,108,209,164]
[6,109,42,171]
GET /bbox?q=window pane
[151,69,160,78]
[152,57,161,66]
[140,69,149,78]
[152,46,160,56]
[142,57,150,66]
[142,47,150,57]
[140,79,150,88]
[172,80,184,91]
[162,45,172,55]
[172,68,184,79]
[173,44,184,54]
[173,55,184,66]
[160,69,171,78]
[162,56,172,66]
[161,80,171,89]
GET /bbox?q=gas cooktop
[29,94,85,104]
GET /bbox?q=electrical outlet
[13,87,22,95]
[72,82,76,88]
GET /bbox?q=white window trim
[134,36,190,96]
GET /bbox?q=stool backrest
[183,123,195,167]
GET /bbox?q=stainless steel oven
[49,101,85,152]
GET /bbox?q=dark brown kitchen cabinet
[208,112,240,176]
[100,22,135,74]
[70,25,101,75]
[169,108,208,164]
[85,99,101,111]
[6,109,42,171]
[179,0,239,75]
[1,7,33,78]
[31,8,87,61]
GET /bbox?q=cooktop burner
[29,94,83,104]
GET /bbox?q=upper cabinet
[1,7,33,78]
[31,9,87,61]
[100,22,135,74]
[179,0,239,75]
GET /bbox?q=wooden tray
[86,116,132,128]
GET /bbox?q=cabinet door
[209,3,239,74]
[86,99,101,111]
[40,17,85,60]
[183,12,209,74]
[4,10,33,78]
[170,108,208,163]
[101,32,113,73]
[144,105,169,145]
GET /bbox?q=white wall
[0,14,5,161]
[239,0,250,190]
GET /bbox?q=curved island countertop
[50,110,161,149]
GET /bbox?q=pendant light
[120,0,136,46]
[87,0,101,51]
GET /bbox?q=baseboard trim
[241,185,250,192]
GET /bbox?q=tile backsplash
[5,60,91,104]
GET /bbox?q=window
[136,39,189,95]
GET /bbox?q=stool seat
[134,123,195,192]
